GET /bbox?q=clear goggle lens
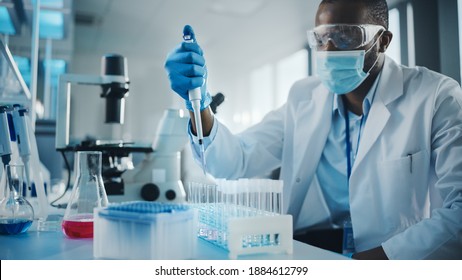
[307,24,385,50]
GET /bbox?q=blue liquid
[0,219,33,235]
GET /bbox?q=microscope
[55,54,187,203]
[56,54,153,199]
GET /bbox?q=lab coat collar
[377,56,404,106]
[351,55,404,174]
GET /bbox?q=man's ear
[380,31,393,53]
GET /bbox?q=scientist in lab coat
[164,0,462,259]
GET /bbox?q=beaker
[0,165,34,235]
[62,151,108,238]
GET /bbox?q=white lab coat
[199,56,462,259]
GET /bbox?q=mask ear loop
[364,30,385,74]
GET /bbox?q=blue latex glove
[164,25,212,111]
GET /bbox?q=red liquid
[62,220,94,238]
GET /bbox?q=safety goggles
[307,24,385,50]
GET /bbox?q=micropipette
[0,106,12,167]
[183,25,207,174]
[0,106,13,194]
[12,105,32,195]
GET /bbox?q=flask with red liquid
[62,151,108,238]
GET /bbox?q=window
[407,2,415,67]
[246,49,308,126]
[276,49,308,108]
[42,59,67,119]
[384,3,414,67]
[0,6,16,35]
[388,8,401,64]
[13,56,31,86]
[459,0,462,82]
[33,0,66,39]
[249,64,274,124]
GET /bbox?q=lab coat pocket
[377,150,429,231]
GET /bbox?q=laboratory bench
[0,225,348,260]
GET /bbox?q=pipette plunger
[183,25,207,175]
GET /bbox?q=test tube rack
[188,179,293,259]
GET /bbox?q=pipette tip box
[94,201,197,260]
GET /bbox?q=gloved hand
[164,25,212,111]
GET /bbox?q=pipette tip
[200,145,207,175]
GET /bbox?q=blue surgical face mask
[315,40,381,95]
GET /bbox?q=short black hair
[320,0,389,29]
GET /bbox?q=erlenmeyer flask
[62,151,108,238]
[0,165,34,235]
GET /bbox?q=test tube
[268,179,275,215]
[255,181,261,216]
[237,180,243,218]
[242,179,249,217]
[206,183,217,242]
[215,183,224,246]
[276,180,283,215]
[266,180,274,245]
[260,180,266,215]
[220,181,227,247]
[231,180,238,219]
[199,182,209,238]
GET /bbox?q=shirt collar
[333,71,382,118]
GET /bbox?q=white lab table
[0,227,348,260]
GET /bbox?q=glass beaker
[0,165,34,235]
[62,151,108,238]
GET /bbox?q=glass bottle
[62,151,108,238]
[0,165,34,235]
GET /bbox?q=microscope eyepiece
[101,54,128,78]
